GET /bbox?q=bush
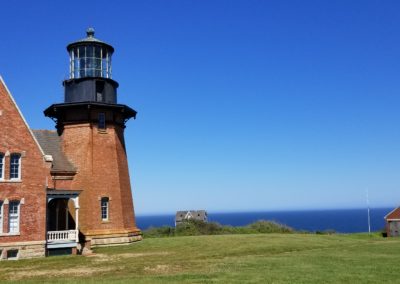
[143,226,175,238]
[247,220,294,233]
[175,219,224,236]
[315,229,336,235]
[143,219,295,238]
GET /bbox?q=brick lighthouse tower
[44,28,141,248]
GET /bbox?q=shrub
[247,220,294,233]
[143,226,175,238]
[315,229,336,235]
[175,219,224,236]
[142,219,295,238]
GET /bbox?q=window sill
[0,232,20,236]
[101,220,110,223]
[0,179,22,183]
[98,130,108,134]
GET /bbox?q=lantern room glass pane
[86,46,94,57]
[78,46,85,58]
[95,46,101,58]
[70,44,112,79]
[95,58,101,69]
[87,58,94,69]
[73,48,78,58]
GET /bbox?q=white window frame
[101,197,109,221]
[0,153,4,180]
[9,154,21,181]
[8,201,20,234]
[0,201,3,234]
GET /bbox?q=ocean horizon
[136,207,392,233]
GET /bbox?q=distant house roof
[32,130,76,174]
[385,207,400,220]
[175,210,207,223]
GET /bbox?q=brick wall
[60,109,139,238]
[0,78,47,245]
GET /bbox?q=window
[101,197,109,221]
[96,81,105,102]
[6,249,18,260]
[0,153,4,180]
[0,201,3,233]
[10,154,21,180]
[98,113,106,130]
[9,201,20,233]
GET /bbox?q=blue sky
[1,1,399,214]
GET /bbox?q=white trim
[0,153,4,180]
[0,240,46,247]
[9,153,21,181]
[0,180,22,184]
[384,206,400,219]
[185,211,193,219]
[0,76,45,157]
[8,201,20,234]
[0,201,3,234]
[101,197,109,221]
[0,232,20,237]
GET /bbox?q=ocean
[136,207,392,233]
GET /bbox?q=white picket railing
[47,230,78,243]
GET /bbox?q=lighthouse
[44,28,141,248]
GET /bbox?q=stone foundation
[89,234,142,248]
[0,241,46,260]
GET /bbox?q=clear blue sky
[1,1,399,214]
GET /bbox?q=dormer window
[10,154,21,180]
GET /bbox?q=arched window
[101,197,109,221]
[10,153,21,180]
[0,153,4,180]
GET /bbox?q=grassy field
[1,233,399,283]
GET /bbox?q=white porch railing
[47,230,78,243]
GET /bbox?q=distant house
[175,210,208,227]
[384,207,400,237]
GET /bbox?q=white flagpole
[367,189,371,235]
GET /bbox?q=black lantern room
[67,28,113,80]
[44,28,136,133]
[62,28,119,104]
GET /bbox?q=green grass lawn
[1,233,399,283]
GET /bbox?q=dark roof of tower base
[44,102,137,121]
[32,130,77,174]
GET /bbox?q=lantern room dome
[67,28,114,79]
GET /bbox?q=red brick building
[0,29,141,259]
[385,207,400,237]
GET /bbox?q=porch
[46,190,81,249]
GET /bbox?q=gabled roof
[175,210,207,222]
[32,130,76,174]
[385,207,400,220]
[0,76,45,157]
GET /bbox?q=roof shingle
[32,130,76,173]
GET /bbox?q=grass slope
[1,233,399,283]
